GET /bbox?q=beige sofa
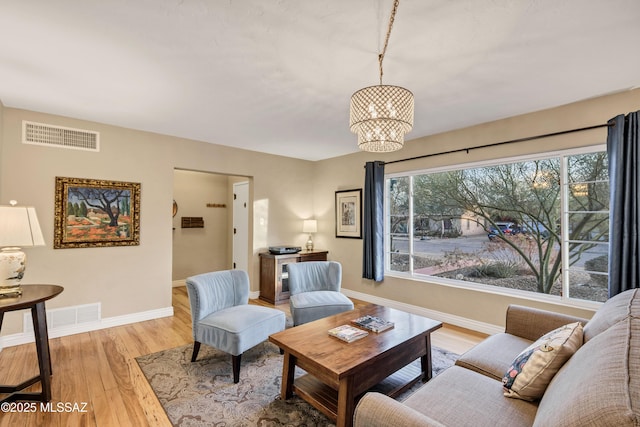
[354,288,639,427]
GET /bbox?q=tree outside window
[386,150,608,303]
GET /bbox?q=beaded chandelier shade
[350,84,414,152]
[349,0,414,152]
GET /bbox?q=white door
[232,181,249,272]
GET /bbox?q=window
[386,148,608,304]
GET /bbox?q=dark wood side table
[0,284,64,403]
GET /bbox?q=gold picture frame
[335,189,362,239]
[54,177,141,249]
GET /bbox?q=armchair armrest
[354,393,446,427]
[505,305,588,341]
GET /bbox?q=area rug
[136,341,458,427]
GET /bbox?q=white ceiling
[1,0,639,161]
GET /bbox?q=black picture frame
[335,189,362,239]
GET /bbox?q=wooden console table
[259,250,328,304]
[0,284,64,403]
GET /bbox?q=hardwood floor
[0,287,486,426]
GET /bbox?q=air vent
[22,120,99,152]
[23,302,101,333]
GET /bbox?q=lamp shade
[0,203,45,293]
[0,204,45,247]
[302,220,317,233]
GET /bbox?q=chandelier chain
[378,0,400,85]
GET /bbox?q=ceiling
[1,1,639,161]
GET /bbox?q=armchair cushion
[288,261,353,325]
[197,305,286,356]
[289,291,354,326]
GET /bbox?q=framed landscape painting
[335,188,362,239]
[54,177,141,249]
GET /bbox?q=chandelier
[349,0,414,152]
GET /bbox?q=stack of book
[328,325,369,343]
[351,315,395,333]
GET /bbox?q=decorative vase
[0,247,26,295]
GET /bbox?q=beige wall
[317,88,640,327]
[172,170,231,280]
[1,89,637,338]
[0,107,315,335]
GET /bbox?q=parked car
[487,222,520,240]
[521,221,551,239]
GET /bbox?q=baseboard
[0,306,174,350]
[341,289,503,336]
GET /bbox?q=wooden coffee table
[269,304,442,427]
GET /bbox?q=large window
[386,148,609,304]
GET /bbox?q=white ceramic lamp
[0,201,45,296]
[302,220,317,252]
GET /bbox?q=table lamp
[303,219,317,252]
[0,200,45,296]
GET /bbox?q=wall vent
[22,120,100,152]
[23,302,101,333]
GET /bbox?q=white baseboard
[341,289,503,336]
[0,306,174,350]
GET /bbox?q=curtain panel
[363,161,385,281]
[607,110,640,297]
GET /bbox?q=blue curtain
[363,161,385,281]
[607,110,640,297]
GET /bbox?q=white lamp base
[306,235,314,252]
[0,247,25,296]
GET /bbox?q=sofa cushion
[402,365,538,427]
[502,322,583,401]
[456,332,533,381]
[533,317,639,427]
[583,288,639,341]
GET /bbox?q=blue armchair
[186,269,285,383]
[288,261,354,326]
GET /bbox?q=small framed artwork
[54,177,141,249]
[335,189,362,239]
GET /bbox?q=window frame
[384,144,607,310]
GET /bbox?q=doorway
[172,169,250,283]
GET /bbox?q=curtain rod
[381,123,613,166]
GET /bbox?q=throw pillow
[502,321,583,401]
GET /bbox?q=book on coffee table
[351,315,395,333]
[328,325,369,343]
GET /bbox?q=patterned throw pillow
[503,322,583,401]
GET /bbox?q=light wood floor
[0,287,487,426]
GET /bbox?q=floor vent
[23,302,101,333]
[22,120,100,152]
